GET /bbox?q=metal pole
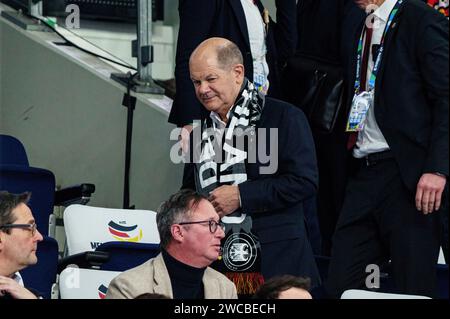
[111,0,164,94]
[137,0,152,82]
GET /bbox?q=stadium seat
[340,289,431,299]
[0,134,95,236]
[59,267,121,299]
[0,165,56,236]
[96,241,160,271]
[20,236,59,299]
[59,204,160,271]
[0,134,28,166]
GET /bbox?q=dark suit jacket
[182,97,320,284]
[341,0,449,191]
[169,0,297,127]
[297,0,351,62]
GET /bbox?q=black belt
[361,150,394,166]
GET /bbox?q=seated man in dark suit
[0,191,44,299]
[182,37,321,290]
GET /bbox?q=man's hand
[415,173,447,214]
[209,185,240,218]
[0,275,38,299]
[180,124,193,154]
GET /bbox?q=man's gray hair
[0,191,31,232]
[156,189,207,248]
[216,41,244,71]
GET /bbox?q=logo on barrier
[98,284,108,299]
[108,221,143,242]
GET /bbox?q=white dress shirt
[12,272,24,286]
[240,0,270,94]
[353,0,398,158]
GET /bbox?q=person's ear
[171,224,184,243]
[233,64,245,84]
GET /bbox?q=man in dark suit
[326,0,448,298]
[182,37,321,288]
[169,0,297,130]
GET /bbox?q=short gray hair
[156,189,207,248]
[216,41,243,71]
[0,191,31,233]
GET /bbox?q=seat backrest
[63,204,160,255]
[59,268,121,299]
[20,236,59,299]
[0,165,55,236]
[340,289,432,299]
[96,242,160,271]
[0,134,29,166]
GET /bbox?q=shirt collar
[374,0,398,22]
[12,272,24,287]
[210,108,232,127]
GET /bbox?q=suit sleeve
[417,13,449,176]
[168,0,217,126]
[105,277,132,299]
[181,128,197,190]
[274,0,297,67]
[238,106,318,213]
[182,162,196,190]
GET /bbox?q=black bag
[282,53,345,134]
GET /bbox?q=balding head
[189,38,245,122]
[190,37,243,71]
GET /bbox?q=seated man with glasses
[106,189,238,299]
[0,191,44,299]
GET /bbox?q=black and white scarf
[194,79,264,197]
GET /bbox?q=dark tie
[347,26,373,150]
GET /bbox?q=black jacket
[296,0,351,62]
[341,0,449,191]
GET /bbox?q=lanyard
[354,0,403,93]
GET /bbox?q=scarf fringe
[225,272,265,296]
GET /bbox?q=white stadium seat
[59,267,121,299]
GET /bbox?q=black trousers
[325,158,441,298]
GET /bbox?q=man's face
[190,54,243,119]
[0,203,43,272]
[180,199,225,267]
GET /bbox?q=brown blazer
[105,254,238,299]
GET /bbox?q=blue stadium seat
[0,165,55,236]
[0,134,29,166]
[96,242,160,271]
[0,134,95,236]
[20,236,59,299]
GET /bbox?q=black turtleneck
[161,249,206,299]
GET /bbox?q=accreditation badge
[346,91,374,132]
